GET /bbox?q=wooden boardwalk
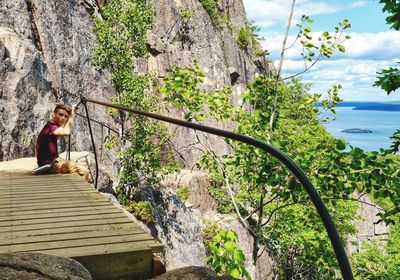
[0,157,163,280]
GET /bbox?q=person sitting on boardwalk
[35,104,90,181]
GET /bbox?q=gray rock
[147,31,167,55]
[0,40,5,61]
[162,170,217,214]
[133,186,207,270]
[0,0,264,172]
[346,195,389,254]
[151,266,235,280]
[228,66,240,85]
[341,128,373,133]
[0,252,92,280]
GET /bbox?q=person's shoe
[33,164,51,175]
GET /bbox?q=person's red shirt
[36,122,60,166]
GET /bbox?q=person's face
[53,109,69,126]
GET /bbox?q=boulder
[151,266,235,280]
[0,252,92,280]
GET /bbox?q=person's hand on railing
[71,103,81,116]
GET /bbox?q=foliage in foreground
[206,229,251,280]
[161,63,400,278]
[375,1,400,153]
[91,0,178,203]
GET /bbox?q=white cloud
[261,31,400,61]
[243,0,368,29]
[243,1,399,101]
[348,1,367,9]
[287,59,399,101]
[342,32,400,60]
[242,0,292,29]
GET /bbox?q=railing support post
[81,98,99,189]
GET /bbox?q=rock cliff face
[0,0,115,167]
[0,0,267,166]
[0,0,272,278]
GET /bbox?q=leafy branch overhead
[374,63,400,94]
[379,0,400,30]
[375,1,400,155]
[374,0,399,96]
[283,16,351,81]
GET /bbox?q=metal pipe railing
[81,99,99,189]
[80,97,354,280]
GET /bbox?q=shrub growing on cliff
[91,0,178,202]
[236,21,267,56]
[198,0,222,29]
[126,201,155,224]
[236,26,251,50]
[203,221,220,251]
[206,229,251,279]
[176,186,191,202]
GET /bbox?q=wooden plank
[0,217,132,233]
[145,241,164,253]
[0,228,145,246]
[0,200,111,211]
[2,187,88,192]
[0,193,104,204]
[0,232,155,252]
[0,191,98,200]
[31,242,152,258]
[0,223,141,238]
[0,190,99,199]
[2,179,88,185]
[2,182,88,188]
[0,207,124,222]
[0,190,98,199]
[0,204,119,218]
[0,198,103,206]
[0,212,127,227]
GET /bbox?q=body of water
[321,104,400,152]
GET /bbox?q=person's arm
[53,104,78,136]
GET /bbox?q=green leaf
[337,44,346,52]
[227,230,237,241]
[229,268,241,278]
[336,140,346,150]
[225,241,236,253]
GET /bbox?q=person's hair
[54,104,72,115]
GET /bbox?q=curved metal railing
[79,97,354,280]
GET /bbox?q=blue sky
[242,0,400,101]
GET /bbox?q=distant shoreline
[317,101,400,112]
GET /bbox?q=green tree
[160,62,400,278]
[91,0,178,202]
[374,0,400,153]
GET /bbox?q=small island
[341,128,373,133]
